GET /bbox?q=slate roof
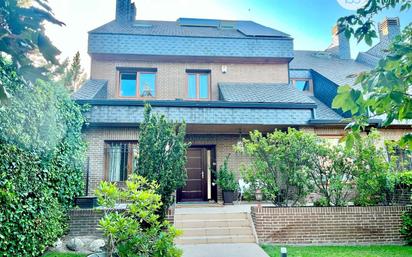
[309,96,342,120]
[81,103,314,126]
[290,50,371,88]
[219,83,315,104]
[356,38,391,67]
[90,19,291,39]
[88,19,294,58]
[72,80,108,100]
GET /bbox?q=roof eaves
[75,99,317,110]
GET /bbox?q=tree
[0,0,64,100]
[238,129,315,207]
[332,0,412,148]
[137,105,188,217]
[58,51,86,92]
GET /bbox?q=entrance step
[174,212,256,244]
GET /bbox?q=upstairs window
[120,73,137,97]
[187,71,210,100]
[105,142,138,182]
[294,80,310,91]
[119,68,156,97]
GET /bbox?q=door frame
[177,145,217,203]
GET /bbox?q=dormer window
[291,79,311,91]
[118,68,157,98]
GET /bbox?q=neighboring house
[74,0,410,202]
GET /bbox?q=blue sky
[45,0,411,73]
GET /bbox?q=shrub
[95,175,182,257]
[307,143,355,206]
[401,209,412,245]
[137,105,188,217]
[350,131,392,206]
[0,59,86,256]
[216,155,238,192]
[238,128,315,206]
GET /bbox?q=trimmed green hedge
[0,58,86,256]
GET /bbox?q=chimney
[326,25,351,59]
[116,0,136,23]
[378,17,400,41]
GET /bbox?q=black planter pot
[74,196,98,209]
[223,191,235,205]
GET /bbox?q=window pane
[199,74,209,99]
[108,144,122,182]
[188,74,197,98]
[140,73,156,97]
[295,80,309,91]
[120,73,137,97]
[107,143,133,182]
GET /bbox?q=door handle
[201,171,204,179]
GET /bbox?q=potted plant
[216,155,238,205]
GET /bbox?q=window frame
[186,71,211,100]
[117,68,157,99]
[104,141,139,183]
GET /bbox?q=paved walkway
[179,243,269,257]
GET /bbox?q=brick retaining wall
[69,207,175,237]
[251,206,409,245]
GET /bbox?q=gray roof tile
[219,83,315,104]
[290,50,371,88]
[90,19,290,39]
[310,96,342,120]
[72,80,108,100]
[88,19,294,58]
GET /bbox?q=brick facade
[90,58,289,100]
[83,127,411,200]
[251,206,409,245]
[69,207,175,237]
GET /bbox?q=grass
[261,245,412,257]
[42,252,87,257]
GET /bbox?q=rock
[89,239,106,252]
[66,238,84,251]
[53,239,63,249]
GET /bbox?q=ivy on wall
[0,57,87,256]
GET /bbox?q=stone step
[181,226,253,237]
[174,212,248,221]
[175,235,256,244]
[174,219,250,229]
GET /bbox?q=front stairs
[174,211,257,244]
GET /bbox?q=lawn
[43,252,87,257]
[261,245,412,257]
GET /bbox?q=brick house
[74,0,410,203]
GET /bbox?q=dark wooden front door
[178,148,207,202]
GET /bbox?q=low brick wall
[69,207,175,237]
[251,206,409,245]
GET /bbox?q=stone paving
[179,243,269,257]
[176,204,270,257]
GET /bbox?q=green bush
[216,155,238,192]
[238,128,315,206]
[308,143,355,206]
[95,175,182,257]
[137,105,188,218]
[401,209,412,245]
[350,131,392,206]
[0,59,86,256]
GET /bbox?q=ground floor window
[105,141,138,182]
